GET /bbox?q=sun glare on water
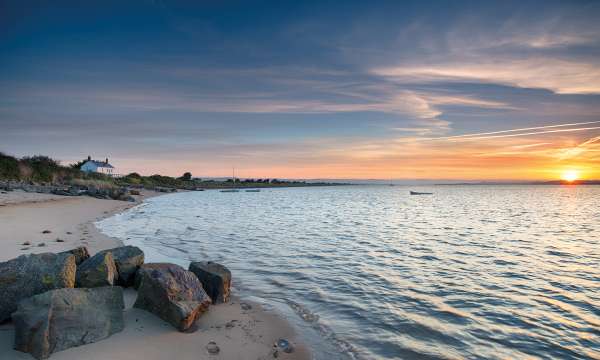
[561,170,579,182]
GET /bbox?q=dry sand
[0,190,310,360]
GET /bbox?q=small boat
[410,191,433,195]
[245,189,260,192]
[221,167,240,193]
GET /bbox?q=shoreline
[0,190,310,360]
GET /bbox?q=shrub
[0,152,20,180]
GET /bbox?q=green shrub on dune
[0,152,20,180]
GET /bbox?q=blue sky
[1,1,599,179]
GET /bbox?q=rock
[225,319,237,329]
[133,263,173,290]
[55,238,64,243]
[0,253,76,322]
[41,230,51,234]
[189,261,232,304]
[13,287,124,359]
[22,241,31,246]
[240,302,252,311]
[76,251,117,287]
[130,189,140,195]
[60,246,90,265]
[276,339,294,354]
[97,246,144,287]
[37,243,45,247]
[134,263,211,332]
[206,341,220,355]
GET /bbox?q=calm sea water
[97,185,600,360]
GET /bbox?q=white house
[80,156,116,176]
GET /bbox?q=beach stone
[13,287,124,359]
[97,246,144,287]
[276,338,294,353]
[206,341,220,354]
[189,261,232,304]
[134,263,211,332]
[60,246,90,265]
[75,251,117,287]
[0,253,76,322]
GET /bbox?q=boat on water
[410,191,433,195]
[245,189,260,192]
[220,168,240,193]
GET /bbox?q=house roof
[85,160,114,169]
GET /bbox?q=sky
[1,0,599,181]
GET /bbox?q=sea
[96,185,600,360]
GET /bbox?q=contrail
[443,126,600,141]
[429,120,600,141]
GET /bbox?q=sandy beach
[0,190,309,360]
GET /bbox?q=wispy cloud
[372,58,600,95]
[557,135,600,160]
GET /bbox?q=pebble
[56,238,64,242]
[206,341,220,355]
[37,242,46,247]
[225,320,238,329]
[22,241,31,246]
[276,338,294,353]
[42,230,51,234]
[240,302,252,311]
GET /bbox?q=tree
[180,172,192,181]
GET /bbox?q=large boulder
[189,261,232,304]
[97,246,144,287]
[75,251,117,288]
[13,287,124,359]
[60,246,90,265]
[0,253,76,322]
[133,263,173,290]
[134,263,211,332]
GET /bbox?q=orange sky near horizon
[95,128,600,181]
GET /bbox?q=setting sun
[561,170,580,182]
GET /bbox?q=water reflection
[98,185,600,360]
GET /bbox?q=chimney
[105,158,109,164]
[87,155,91,161]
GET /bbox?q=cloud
[557,135,600,160]
[371,58,600,95]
